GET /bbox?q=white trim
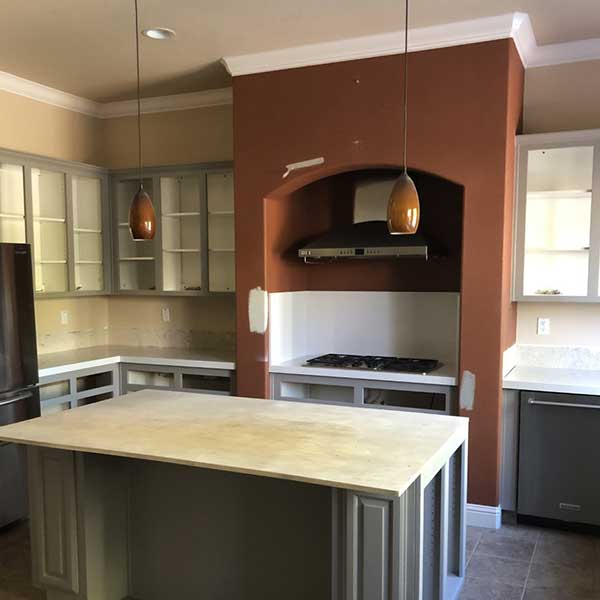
[0,69,232,119]
[222,13,525,76]
[97,88,232,119]
[0,70,100,117]
[222,11,600,76]
[466,504,502,529]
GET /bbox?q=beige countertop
[38,345,235,378]
[0,389,467,496]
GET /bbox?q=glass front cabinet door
[514,131,600,301]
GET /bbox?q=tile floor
[1,517,599,599]
[460,522,600,600]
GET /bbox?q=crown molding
[0,70,100,116]
[0,69,232,119]
[97,87,233,118]
[222,11,600,76]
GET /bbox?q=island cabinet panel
[28,448,80,595]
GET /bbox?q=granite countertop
[504,365,600,396]
[38,345,235,378]
[0,389,468,496]
[270,356,457,386]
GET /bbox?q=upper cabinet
[112,164,234,296]
[0,163,27,243]
[514,131,600,302]
[0,151,110,297]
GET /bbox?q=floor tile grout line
[520,532,540,600]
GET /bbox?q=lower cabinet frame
[27,441,467,600]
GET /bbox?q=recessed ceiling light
[142,28,176,40]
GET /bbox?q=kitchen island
[0,390,468,600]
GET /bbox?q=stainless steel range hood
[298,177,434,261]
[298,221,429,260]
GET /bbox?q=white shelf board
[76,260,103,265]
[119,257,155,262]
[526,247,589,253]
[0,213,24,220]
[36,260,67,265]
[34,217,66,223]
[209,248,235,252]
[74,228,102,234]
[209,211,234,216]
[163,212,201,217]
[163,249,200,253]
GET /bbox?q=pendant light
[387,0,420,235]
[129,0,156,240]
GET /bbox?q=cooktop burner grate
[304,354,440,373]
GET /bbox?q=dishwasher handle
[527,398,600,410]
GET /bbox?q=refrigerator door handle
[0,391,32,408]
[527,398,600,410]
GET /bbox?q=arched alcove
[264,166,464,292]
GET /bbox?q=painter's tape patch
[459,370,476,411]
[248,287,268,334]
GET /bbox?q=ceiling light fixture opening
[142,27,176,40]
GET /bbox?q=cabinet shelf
[163,212,201,217]
[119,257,155,262]
[35,260,67,265]
[34,217,66,223]
[163,248,200,253]
[76,260,102,265]
[0,212,24,220]
[209,211,234,216]
[74,227,102,234]
[209,248,235,253]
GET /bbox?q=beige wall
[101,104,233,168]
[0,90,103,164]
[0,89,236,355]
[523,59,600,134]
[517,303,600,348]
[36,297,110,353]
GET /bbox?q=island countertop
[0,390,468,497]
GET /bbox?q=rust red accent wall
[233,40,523,506]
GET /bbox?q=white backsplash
[517,344,600,370]
[269,291,460,367]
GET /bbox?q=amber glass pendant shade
[129,184,156,240]
[387,172,420,235]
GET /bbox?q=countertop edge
[269,363,457,386]
[39,354,235,379]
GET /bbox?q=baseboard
[466,503,502,529]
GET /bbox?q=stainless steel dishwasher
[518,391,600,527]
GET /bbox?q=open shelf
[0,163,26,244]
[161,175,202,292]
[207,171,235,292]
[32,168,68,293]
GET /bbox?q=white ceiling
[1,0,600,102]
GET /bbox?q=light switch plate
[161,307,171,323]
[60,310,69,325]
[537,317,551,336]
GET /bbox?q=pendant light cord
[134,0,143,187]
[402,0,409,175]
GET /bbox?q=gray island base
[0,390,468,600]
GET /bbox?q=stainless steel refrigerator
[0,243,39,527]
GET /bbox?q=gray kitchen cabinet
[39,365,120,415]
[121,363,235,396]
[271,373,455,415]
[111,163,234,296]
[513,129,600,302]
[518,390,600,527]
[0,148,110,297]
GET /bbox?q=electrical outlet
[537,317,551,336]
[161,307,171,323]
[60,310,69,325]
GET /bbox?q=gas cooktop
[304,354,440,374]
